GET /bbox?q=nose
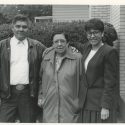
[91,33,95,37]
[58,40,61,45]
[19,27,23,31]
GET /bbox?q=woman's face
[86,29,103,46]
[53,34,68,55]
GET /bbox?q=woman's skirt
[82,109,117,123]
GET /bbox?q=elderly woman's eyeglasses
[54,39,67,44]
[87,30,101,37]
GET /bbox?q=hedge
[0,21,118,48]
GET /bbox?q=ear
[52,41,55,47]
[11,24,14,31]
[102,32,104,37]
[67,42,69,47]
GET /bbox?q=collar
[6,37,33,49]
[63,46,77,59]
[10,36,28,45]
[27,38,34,49]
[44,46,76,64]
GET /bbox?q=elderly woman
[38,30,84,123]
[81,18,119,123]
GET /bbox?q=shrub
[0,24,13,40]
[28,21,88,47]
[0,21,118,48]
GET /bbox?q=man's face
[12,21,29,41]
[53,34,68,55]
[86,29,103,46]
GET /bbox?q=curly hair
[85,18,104,33]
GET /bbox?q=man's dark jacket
[0,37,46,99]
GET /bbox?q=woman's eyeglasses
[87,30,101,37]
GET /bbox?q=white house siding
[119,5,125,97]
[109,5,121,92]
[110,5,120,32]
[89,5,110,23]
[52,5,89,22]
[110,5,125,96]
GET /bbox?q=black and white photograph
[0,3,124,123]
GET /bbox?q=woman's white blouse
[84,49,98,72]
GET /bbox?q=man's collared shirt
[10,36,29,85]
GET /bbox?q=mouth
[90,39,98,42]
[17,33,26,37]
[17,33,24,35]
[57,47,63,49]
[89,39,97,41]
[56,47,64,51]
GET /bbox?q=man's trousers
[0,85,38,123]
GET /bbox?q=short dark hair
[51,30,69,42]
[12,14,30,25]
[85,18,104,32]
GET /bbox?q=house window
[34,16,53,23]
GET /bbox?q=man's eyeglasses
[86,30,101,37]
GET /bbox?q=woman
[82,18,119,123]
[38,31,84,123]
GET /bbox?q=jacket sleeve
[37,42,47,62]
[76,53,83,97]
[0,44,1,69]
[77,54,85,108]
[38,47,54,100]
[101,48,119,109]
[38,60,44,99]
[0,42,1,92]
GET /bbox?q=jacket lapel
[82,44,92,88]
[27,38,33,64]
[6,38,11,63]
[27,38,34,83]
[82,44,91,74]
[85,44,105,87]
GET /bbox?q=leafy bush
[0,24,13,40]
[28,21,88,47]
[0,21,118,48]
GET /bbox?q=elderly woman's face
[86,29,103,46]
[53,34,68,55]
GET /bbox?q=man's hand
[101,108,109,120]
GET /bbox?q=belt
[10,84,29,91]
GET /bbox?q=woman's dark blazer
[81,42,119,111]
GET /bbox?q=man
[0,14,46,122]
